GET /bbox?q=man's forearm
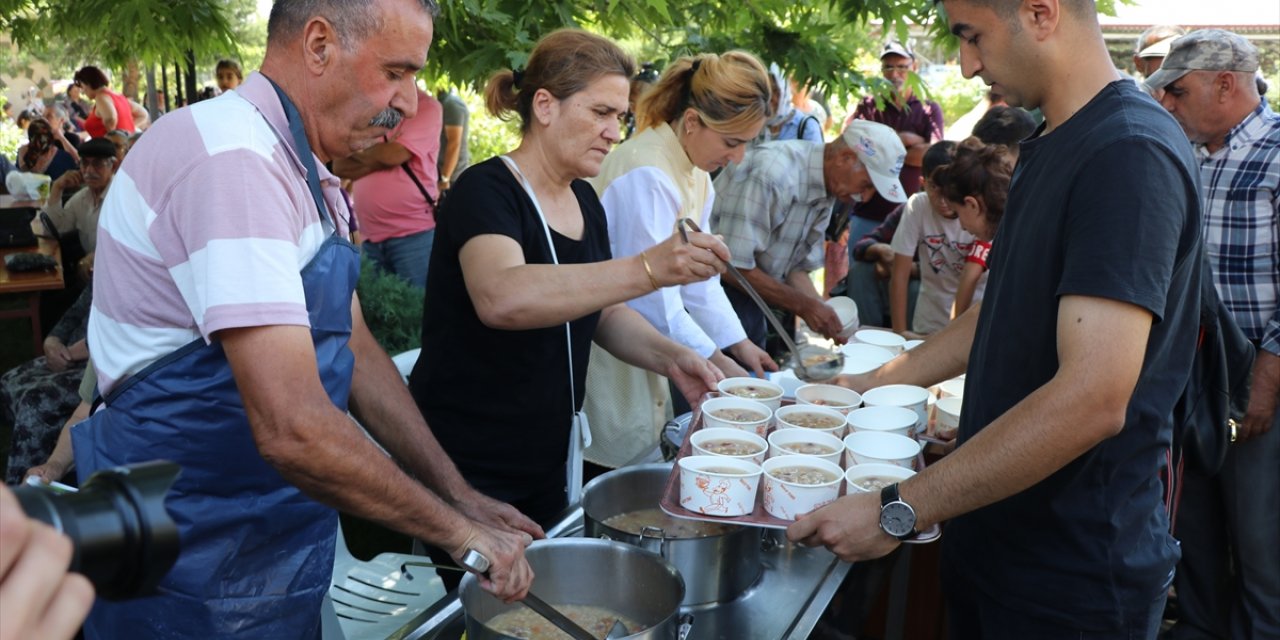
[346,315,472,503]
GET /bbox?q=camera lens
[15,461,181,600]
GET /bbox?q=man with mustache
[75,1,537,637]
[333,89,444,289]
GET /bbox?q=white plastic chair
[328,522,446,639]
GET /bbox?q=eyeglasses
[81,157,114,169]
[882,64,912,73]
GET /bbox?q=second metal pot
[582,463,764,606]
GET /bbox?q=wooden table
[0,197,63,356]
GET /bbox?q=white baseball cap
[841,120,908,203]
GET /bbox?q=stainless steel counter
[394,505,851,640]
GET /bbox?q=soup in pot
[710,408,767,422]
[782,412,844,429]
[486,605,640,639]
[603,507,736,538]
[769,466,838,485]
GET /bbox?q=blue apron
[72,79,359,639]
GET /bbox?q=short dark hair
[972,106,1036,146]
[268,0,439,46]
[73,66,110,90]
[922,140,958,179]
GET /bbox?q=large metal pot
[582,463,764,606]
[460,538,684,639]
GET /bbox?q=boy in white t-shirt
[888,141,983,338]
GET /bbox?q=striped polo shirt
[88,72,351,395]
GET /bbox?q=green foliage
[356,256,424,356]
[1,0,239,68]
[926,71,987,131]
[0,119,23,161]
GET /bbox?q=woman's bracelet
[639,250,661,291]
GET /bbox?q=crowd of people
[0,0,1275,639]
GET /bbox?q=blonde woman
[583,51,778,471]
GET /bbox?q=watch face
[881,502,916,537]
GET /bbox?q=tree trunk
[123,59,141,100]
[161,65,170,112]
[145,64,158,119]
[184,49,197,105]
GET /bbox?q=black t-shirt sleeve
[1057,138,1193,323]
[441,159,528,249]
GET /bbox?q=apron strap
[264,75,335,234]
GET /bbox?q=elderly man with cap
[1132,24,1185,84]
[45,138,119,268]
[710,120,906,349]
[1148,28,1280,640]
[843,41,944,244]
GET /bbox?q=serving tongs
[460,550,630,639]
[676,218,843,382]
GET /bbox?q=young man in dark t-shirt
[789,1,1203,637]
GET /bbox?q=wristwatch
[879,482,919,541]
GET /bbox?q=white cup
[700,396,773,438]
[795,384,863,414]
[938,377,966,399]
[767,428,845,467]
[846,405,919,437]
[862,384,932,435]
[677,455,762,517]
[840,343,896,365]
[761,455,844,520]
[774,404,849,440]
[845,462,917,494]
[826,296,860,339]
[934,396,964,441]
[691,427,768,465]
[854,329,906,355]
[843,431,921,469]
[717,377,785,412]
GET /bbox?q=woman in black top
[410,29,730,531]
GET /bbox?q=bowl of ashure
[691,427,768,465]
[677,455,762,517]
[845,462,916,494]
[795,383,863,414]
[761,455,844,520]
[717,377,785,412]
[774,404,849,440]
[767,428,845,467]
[699,396,773,438]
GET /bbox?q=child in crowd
[931,139,1015,315]
[887,140,978,338]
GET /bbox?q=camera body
[15,461,181,600]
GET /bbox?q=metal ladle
[676,218,844,382]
